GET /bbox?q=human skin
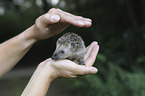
[0,8,99,96]
[0,8,92,77]
[21,42,99,96]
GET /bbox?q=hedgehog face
[52,43,74,60]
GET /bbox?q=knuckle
[84,70,89,75]
[76,16,83,19]
[50,8,56,11]
[43,14,48,20]
[35,18,39,24]
[35,17,41,27]
[35,15,41,23]
[49,8,58,13]
[56,8,62,12]
[35,15,44,23]
[48,8,63,15]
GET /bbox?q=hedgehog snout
[52,50,65,60]
[52,53,60,60]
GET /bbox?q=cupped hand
[39,41,99,80]
[31,8,92,40]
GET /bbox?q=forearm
[0,26,36,77]
[21,60,53,96]
[21,54,99,96]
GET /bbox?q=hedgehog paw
[78,61,85,65]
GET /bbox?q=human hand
[38,41,99,80]
[21,42,99,96]
[31,8,92,40]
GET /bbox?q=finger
[84,41,98,60]
[76,16,92,22]
[85,45,99,67]
[73,65,98,75]
[51,59,98,75]
[51,59,78,70]
[48,8,92,28]
[75,16,92,27]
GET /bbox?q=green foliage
[0,0,145,96]
[72,63,145,96]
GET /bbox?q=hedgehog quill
[51,32,86,65]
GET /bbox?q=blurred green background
[0,0,145,96]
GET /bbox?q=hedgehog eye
[60,50,64,53]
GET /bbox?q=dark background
[0,0,145,96]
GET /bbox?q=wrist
[37,59,57,81]
[22,61,54,96]
[21,25,38,43]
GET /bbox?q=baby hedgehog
[51,32,86,65]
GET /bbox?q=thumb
[74,65,98,75]
[42,13,61,25]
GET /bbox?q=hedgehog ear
[71,43,80,49]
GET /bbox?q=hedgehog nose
[52,54,59,60]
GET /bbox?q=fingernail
[51,14,60,22]
[85,18,92,22]
[85,21,92,25]
[92,41,98,45]
[77,21,85,26]
[91,68,98,74]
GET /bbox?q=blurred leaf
[97,53,107,62]
[137,55,145,63]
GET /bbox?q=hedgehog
[51,32,86,65]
